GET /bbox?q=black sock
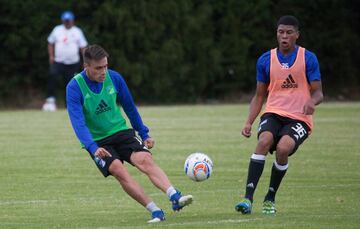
[264,162,288,202]
[244,155,265,202]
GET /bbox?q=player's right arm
[242,53,269,138]
[94,147,112,158]
[66,78,99,155]
[242,82,267,138]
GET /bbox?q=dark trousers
[47,62,81,98]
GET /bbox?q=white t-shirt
[47,24,88,64]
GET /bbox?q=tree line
[0,0,358,107]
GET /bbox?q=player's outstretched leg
[169,190,193,211]
[235,198,252,214]
[109,160,165,223]
[131,152,193,211]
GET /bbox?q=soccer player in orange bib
[235,15,323,214]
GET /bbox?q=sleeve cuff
[87,143,99,155]
[139,133,150,141]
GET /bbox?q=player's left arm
[143,138,155,149]
[303,50,324,115]
[111,71,152,144]
[303,80,323,115]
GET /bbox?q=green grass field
[1,103,359,228]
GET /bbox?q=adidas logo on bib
[281,74,298,88]
[95,99,112,115]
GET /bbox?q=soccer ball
[184,152,213,182]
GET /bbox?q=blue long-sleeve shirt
[256,46,321,83]
[66,69,149,155]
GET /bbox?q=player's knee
[276,144,291,158]
[113,171,126,182]
[257,137,273,152]
[133,152,154,171]
[111,167,130,182]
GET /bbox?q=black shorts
[257,113,310,156]
[88,129,151,177]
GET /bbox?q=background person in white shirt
[43,11,88,111]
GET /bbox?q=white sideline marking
[116,218,262,228]
[161,218,261,227]
[0,197,123,206]
[0,199,55,206]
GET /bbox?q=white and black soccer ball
[184,152,213,182]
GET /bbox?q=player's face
[277,24,299,54]
[85,57,108,82]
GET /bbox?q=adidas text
[95,106,111,115]
[282,74,298,88]
[281,83,298,88]
[95,100,112,115]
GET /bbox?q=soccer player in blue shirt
[66,44,193,223]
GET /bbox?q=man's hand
[144,137,155,149]
[94,147,112,158]
[242,123,252,138]
[303,98,316,115]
